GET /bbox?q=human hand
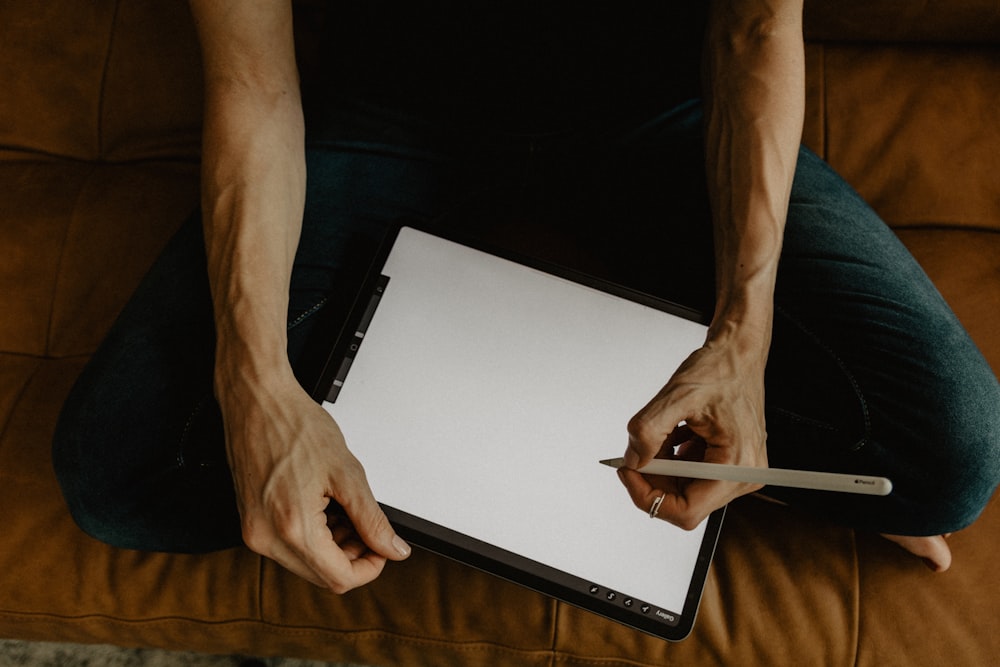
[218,371,410,593]
[618,336,769,529]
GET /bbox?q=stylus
[599,458,893,496]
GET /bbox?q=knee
[52,387,173,552]
[52,409,133,549]
[937,425,1000,532]
[896,379,1000,534]
[54,422,241,554]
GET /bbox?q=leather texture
[1,2,997,665]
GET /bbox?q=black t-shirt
[311,3,708,132]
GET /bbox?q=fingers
[284,413,410,589]
[328,511,382,561]
[242,499,389,593]
[621,342,769,527]
[331,456,412,563]
[617,465,742,531]
[238,452,410,593]
[618,429,760,529]
[284,460,410,593]
[225,381,412,593]
[625,397,689,470]
[299,508,392,592]
[624,391,734,528]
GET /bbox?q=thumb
[625,399,688,469]
[339,486,412,562]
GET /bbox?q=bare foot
[880,533,952,572]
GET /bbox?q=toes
[881,533,953,572]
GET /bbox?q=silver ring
[649,494,665,519]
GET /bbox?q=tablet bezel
[310,223,724,641]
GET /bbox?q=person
[53,0,1000,596]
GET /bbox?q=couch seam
[0,611,260,627]
[0,359,42,448]
[819,43,828,160]
[551,656,668,667]
[890,223,1000,235]
[257,627,558,656]
[0,149,199,166]
[548,599,559,667]
[850,529,862,667]
[42,168,94,358]
[0,352,90,362]
[813,41,829,162]
[256,553,266,624]
[0,611,566,664]
[95,0,122,161]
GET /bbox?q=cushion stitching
[44,167,94,358]
[0,359,41,447]
[850,529,862,667]
[819,42,828,159]
[0,611,564,662]
[95,0,122,160]
[548,599,559,666]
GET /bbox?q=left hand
[218,366,410,594]
[618,336,769,529]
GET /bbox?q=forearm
[183,0,412,588]
[201,87,305,390]
[190,0,306,393]
[702,0,804,355]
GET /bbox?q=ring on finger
[649,494,665,519]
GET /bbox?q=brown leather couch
[2,2,998,665]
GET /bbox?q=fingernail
[393,535,412,559]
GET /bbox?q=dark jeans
[53,99,1000,553]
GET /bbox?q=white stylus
[599,457,893,496]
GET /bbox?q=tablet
[313,225,724,641]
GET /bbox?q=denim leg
[54,101,999,551]
[52,134,496,553]
[550,104,1000,536]
[53,217,242,553]
[762,148,1000,535]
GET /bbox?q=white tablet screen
[320,227,719,638]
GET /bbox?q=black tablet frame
[310,223,724,642]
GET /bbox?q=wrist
[707,292,774,368]
[213,327,296,408]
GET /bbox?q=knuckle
[626,413,644,437]
[627,413,656,443]
[658,502,706,531]
[272,514,306,546]
[629,495,648,513]
[340,453,367,479]
[244,504,306,552]
[333,457,369,494]
[364,508,393,536]
[241,515,272,555]
[674,513,704,532]
[333,467,377,516]
[328,581,354,595]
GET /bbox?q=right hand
[218,369,411,593]
[619,332,769,530]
